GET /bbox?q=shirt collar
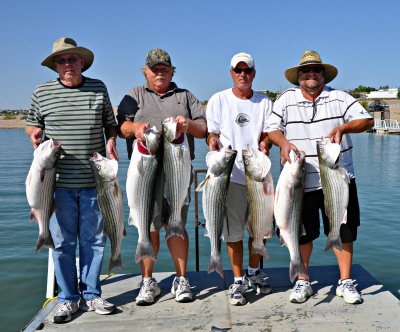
[144,81,178,95]
[295,85,330,103]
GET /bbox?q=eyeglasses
[54,56,79,65]
[298,66,324,74]
[150,67,170,73]
[232,67,254,74]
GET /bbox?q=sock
[234,277,243,284]
[142,277,152,282]
[247,266,258,276]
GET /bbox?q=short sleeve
[343,93,373,123]
[186,91,206,122]
[206,94,221,134]
[116,91,139,128]
[267,96,285,133]
[26,89,45,129]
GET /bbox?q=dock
[23,264,400,332]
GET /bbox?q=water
[1,129,399,331]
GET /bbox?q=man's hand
[327,125,344,144]
[208,136,222,151]
[174,116,188,134]
[27,127,43,149]
[135,122,151,143]
[259,140,271,156]
[281,140,298,164]
[106,138,119,162]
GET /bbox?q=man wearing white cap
[206,53,273,306]
[26,38,119,323]
[268,50,373,304]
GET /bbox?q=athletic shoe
[229,280,246,306]
[289,280,313,303]
[79,297,115,315]
[336,279,362,304]
[52,301,78,323]
[136,278,161,305]
[244,270,273,295]
[171,276,193,302]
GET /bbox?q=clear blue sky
[1,0,399,109]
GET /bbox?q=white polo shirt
[207,88,272,185]
[268,85,372,192]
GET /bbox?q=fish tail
[324,236,342,253]
[36,234,55,253]
[208,255,224,278]
[251,244,269,260]
[165,220,185,240]
[135,241,158,263]
[108,253,123,275]
[289,260,309,283]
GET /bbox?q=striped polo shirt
[27,77,117,189]
[268,85,372,192]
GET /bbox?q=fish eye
[96,165,101,169]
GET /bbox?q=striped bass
[317,137,350,253]
[162,117,191,240]
[196,146,237,278]
[26,138,60,253]
[242,144,275,259]
[126,127,162,263]
[274,150,308,282]
[90,152,126,274]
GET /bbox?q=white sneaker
[289,280,313,303]
[79,297,115,315]
[52,302,78,323]
[229,281,247,306]
[171,276,193,302]
[136,278,161,305]
[244,270,273,295]
[336,279,362,304]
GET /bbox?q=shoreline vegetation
[2,102,400,130]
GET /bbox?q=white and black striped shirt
[268,86,372,192]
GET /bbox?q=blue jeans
[50,187,106,303]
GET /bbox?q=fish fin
[204,224,209,237]
[165,220,185,240]
[324,236,342,253]
[123,227,127,238]
[341,209,348,224]
[289,259,309,283]
[25,171,32,186]
[195,175,210,192]
[279,234,287,247]
[301,223,306,236]
[163,186,170,205]
[183,192,190,205]
[113,182,119,197]
[128,211,138,227]
[29,209,39,223]
[36,234,55,253]
[151,201,160,223]
[246,217,253,236]
[289,185,294,201]
[39,168,45,182]
[137,156,144,175]
[51,200,57,215]
[208,255,224,278]
[103,223,111,238]
[251,244,269,260]
[108,253,123,274]
[135,241,157,263]
[263,180,270,196]
[346,172,350,184]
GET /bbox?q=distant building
[366,88,399,99]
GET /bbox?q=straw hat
[41,37,94,72]
[284,50,338,86]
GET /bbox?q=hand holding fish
[29,127,43,149]
[281,140,298,165]
[174,116,188,133]
[134,122,151,143]
[208,135,222,152]
[106,137,119,162]
[327,125,344,144]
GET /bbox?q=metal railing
[373,119,400,130]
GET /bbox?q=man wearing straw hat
[207,52,273,306]
[117,48,207,305]
[26,37,119,323]
[268,50,373,304]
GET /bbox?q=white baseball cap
[230,52,255,69]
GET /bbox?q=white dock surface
[28,264,400,331]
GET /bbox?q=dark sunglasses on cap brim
[298,66,324,74]
[232,67,254,74]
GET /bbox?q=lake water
[1,129,399,331]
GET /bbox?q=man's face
[52,53,84,83]
[298,65,325,92]
[146,64,172,91]
[230,62,256,90]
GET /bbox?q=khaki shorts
[150,165,193,232]
[222,182,249,242]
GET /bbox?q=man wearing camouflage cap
[117,48,207,305]
[268,50,373,304]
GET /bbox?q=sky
[1,0,399,110]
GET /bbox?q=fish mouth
[316,136,328,145]
[51,139,61,149]
[295,150,306,164]
[90,152,104,162]
[242,144,254,159]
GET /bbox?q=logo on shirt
[235,113,250,127]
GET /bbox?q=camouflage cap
[146,48,171,68]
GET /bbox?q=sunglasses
[54,56,79,65]
[150,67,170,73]
[298,66,324,74]
[232,67,253,74]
